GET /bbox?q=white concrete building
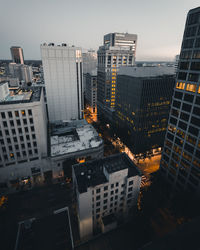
[73,153,142,240]
[41,43,84,122]
[0,84,48,188]
[97,32,137,120]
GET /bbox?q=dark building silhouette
[115,66,175,159]
[160,7,200,193]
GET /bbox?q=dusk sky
[0,0,199,61]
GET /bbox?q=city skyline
[0,0,199,61]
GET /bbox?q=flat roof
[0,87,42,105]
[50,120,103,157]
[17,210,73,250]
[118,66,175,78]
[73,153,142,194]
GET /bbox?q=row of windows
[0,126,35,138]
[1,110,32,119]
[0,118,34,129]
[180,49,200,59]
[0,149,38,164]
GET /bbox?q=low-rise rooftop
[16,209,73,250]
[73,153,142,193]
[0,86,42,104]
[50,120,103,157]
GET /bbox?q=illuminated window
[21,110,26,116]
[198,86,200,94]
[176,82,185,90]
[186,83,197,92]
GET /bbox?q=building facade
[41,43,84,122]
[97,33,137,121]
[115,66,175,158]
[85,70,97,121]
[73,153,142,240]
[160,7,200,194]
[9,63,33,84]
[0,84,48,188]
[10,46,24,64]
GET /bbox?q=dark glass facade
[160,7,200,193]
[115,74,175,158]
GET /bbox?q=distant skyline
[0,0,199,61]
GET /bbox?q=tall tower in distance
[41,43,84,122]
[160,7,200,194]
[97,32,137,121]
[10,46,24,64]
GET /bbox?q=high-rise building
[174,55,180,74]
[10,46,24,64]
[72,153,141,240]
[160,7,200,194]
[115,66,175,158]
[0,83,48,187]
[82,49,97,74]
[41,43,84,122]
[97,33,137,121]
[85,70,97,121]
[9,63,33,84]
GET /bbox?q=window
[26,135,30,140]
[104,199,107,204]
[111,190,114,195]
[104,186,108,191]
[29,118,33,124]
[104,193,108,198]
[96,195,100,200]
[16,120,21,126]
[21,110,26,116]
[31,126,35,132]
[96,208,100,213]
[128,193,132,198]
[184,93,194,103]
[103,205,107,210]
[186,83,197,93]
[188,73,199,82]
[128,187,133,192]
[10,120,14,127]
[182,103,192,112]
[96,188,100,193]
[15,111,19,117]
[176,82,185,90]
[8,112,12,118]
[115,182,119,187]
[18,128,22,134]
[11,129,16,135]
[20,136,24,142]
[28,110,32,116]
[3,121,7,127]
[1,112,6,119]
[23,119,27,125]
[96,202,100,207]
[115,195,118,200]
